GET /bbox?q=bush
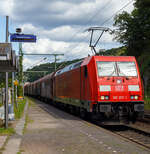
[14,99,26,119]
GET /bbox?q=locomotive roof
[81,56,136,66]
[55,60,83,76]
[94,56,136,61]
[55,55,136,76]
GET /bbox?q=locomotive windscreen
[97,61,137,77]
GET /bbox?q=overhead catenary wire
[67,0,134,56]
[24,57,47,70]
[55,0,114,56]
[100,0,134,26]
[65,0,113,42]
[22,0,117,67]
[29,0,134,67]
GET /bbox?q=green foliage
[14,99,26,119]
[98,46,127,56]
[17,85,23,97]
[17,44,24,97]
[25,59,82,82]
[114,0,150,57]
[113,0,150,96]
[0,73,14,88]
[0,128,15,135]
[144,97,150,110]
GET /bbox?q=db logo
[115,85,124,91]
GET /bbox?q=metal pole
[2,88,3,105]
[16,85,17,102]
[5,16,9,128]
[5,73,8,128]
[12,72,14,112]
[23,83,24,98]
[54,55,57,71]
[6,16,9,42]
[19,42,23,97]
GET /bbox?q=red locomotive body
[25,56,144,123]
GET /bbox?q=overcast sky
[0,0,134,70]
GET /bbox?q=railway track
[99,125,150,150]
[144,114,150,120]
[136,114,150,124]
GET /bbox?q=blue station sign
[10,34,36,43]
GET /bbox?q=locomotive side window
[72,61,82,69]
[55,61,83,76]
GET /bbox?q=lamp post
[16,28,24,98]
[5,16,9,128]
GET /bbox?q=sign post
[5,16,9,129]
[10,34,36,43]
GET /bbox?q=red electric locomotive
[53,56,144,123]
[25,55,144,124]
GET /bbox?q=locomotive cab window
[97,61,137,77]
[97,62,117,76]
[117,62,137,77]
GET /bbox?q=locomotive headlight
[101,96,105,100]
[100,85,111,92]
[134,96,138,100]
[128,85,140,91]
[130,95,138,100]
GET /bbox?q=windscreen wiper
[117,67,129,80]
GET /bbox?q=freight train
[24,56,144,124]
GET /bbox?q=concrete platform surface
[20,98,150,154]
[0,136,7,149]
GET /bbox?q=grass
[144,96,150,111]
[23,99,34,134]
[17,149,25,154]
[0,127,15,136]
[23,114,33,134]
[22,98,34,134]
[0,98,26,152]
[28,98,35,107]
[14,98,26,119]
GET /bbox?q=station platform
[3,98,150,154]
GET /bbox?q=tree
[18,44,23,97]
[113,0,150,57]
[113,0,150,95]
[25,59,82,82]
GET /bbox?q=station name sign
[10,34,36,43]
